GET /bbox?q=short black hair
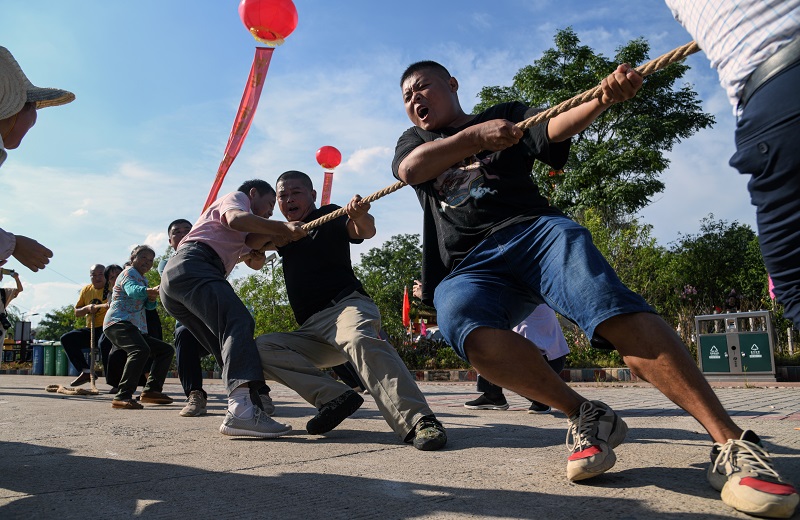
[167,219,192,234]
[400,60,452,87]
[238,179,276,196]
[276,170,314,191]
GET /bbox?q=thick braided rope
[302,41,700,231]
[302,181,406,230]
[45,384,99,396]
[516,41,700,131]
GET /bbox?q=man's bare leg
[464,327,585,415]
[596,312,741,443]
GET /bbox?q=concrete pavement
[1,375,799,519]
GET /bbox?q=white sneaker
[566,400,628,481]
[219,408,291,438]
[708,430,798,518]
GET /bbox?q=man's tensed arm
[547,97,610,143]
[345,195,376,240]
[242,250,267,271]
[548,64,642,143]
[347,213,376,240]
[397,120,522,185]
[226,209,289,235]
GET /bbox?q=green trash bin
[694,311,776,382]
[55,346,68,376]
[43,344,56,375]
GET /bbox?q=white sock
[228,386,254,419]
[82,369,90,374]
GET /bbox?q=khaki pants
[256,292,432,440]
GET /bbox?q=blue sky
[1,1,753,327]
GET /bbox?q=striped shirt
[666,0,800,113]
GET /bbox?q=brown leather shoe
[139,391,173,404]
[112,399,143,410]
[70,372,91,387]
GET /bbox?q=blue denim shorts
[433,215,654,361]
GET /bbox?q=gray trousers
[160,242,264,394]
[256,292,432,440]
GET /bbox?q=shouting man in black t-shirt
[253,170,447,451]
[392,59,797,510]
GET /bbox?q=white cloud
[8,280,83,324]
[344,147,393,174]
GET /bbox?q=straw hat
[0,45,75,121]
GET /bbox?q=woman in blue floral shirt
[103,245,174,409]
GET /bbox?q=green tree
[668,215,768,314]
[354,234,422,337]
[35,305,83,341]
[475,27,715,220]
[578,209,671,312]
[233,261,297,337]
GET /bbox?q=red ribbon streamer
[321,171,334,205]
[203,47,275,212]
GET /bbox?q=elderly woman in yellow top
[103,246,174,409]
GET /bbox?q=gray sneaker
[259,390,276,416]
[180,390,207,417]
[566,400,628,481]
[219,408,291,438]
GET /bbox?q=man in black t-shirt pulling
[392,59,797,512]
[253,170,446,451]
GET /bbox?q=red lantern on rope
[239,0,298,47]
[316,146,342,205]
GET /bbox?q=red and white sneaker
[708,430,798,518]
[566,400,628,481]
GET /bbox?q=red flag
[203,47,274,212]
[402,286,410,328]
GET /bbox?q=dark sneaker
[306,390,364,435]
[70,372,91,387]
[407,415,447,451]
[180,390,207,417]
[528,400,552,414]
[566,400,628,481]
[139,391,173,404]
[708,430,799,518]
[464,393,509,410]
[219,408,291,438]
